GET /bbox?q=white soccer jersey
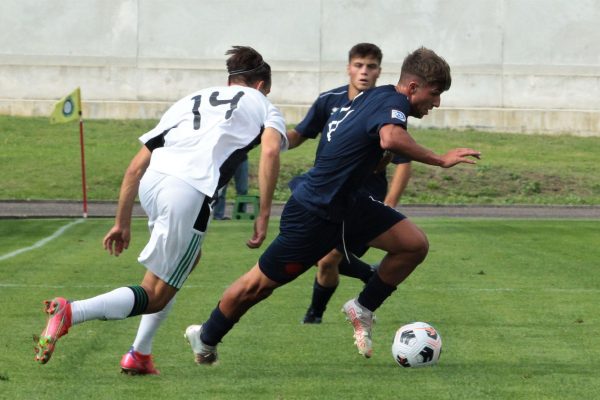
[139,85,287,197]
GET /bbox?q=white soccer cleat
[184,324,218,365]
[342,299,374,358]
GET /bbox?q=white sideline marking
[0,219,85,262]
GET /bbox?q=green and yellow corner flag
[50,87,81,124]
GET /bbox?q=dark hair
[400,47,451,91]
[226,46,271,88]
[348,43,383,64]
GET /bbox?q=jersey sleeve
[367,93,411,135]
[294,96,328,139]
[264,103,289,151]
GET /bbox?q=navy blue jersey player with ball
[287,43,411,324]
[185,47,481,362]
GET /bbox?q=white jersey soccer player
[137,86,287,288]
[34,46,288,375]
[137,85,287,288]
[141,86,286,198]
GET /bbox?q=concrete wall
[1,0,599,135]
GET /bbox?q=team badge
[62,97,75,118]
[391,109,406,122]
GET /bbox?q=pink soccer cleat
[34,297,72,364]
[120,347,160,375]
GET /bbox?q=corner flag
[49,87,88,217]
[50,87,81,124]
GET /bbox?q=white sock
[132,296,176,355]
[71,287,134,325]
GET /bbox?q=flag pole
[78,110,88,218]
[50,87,87,217]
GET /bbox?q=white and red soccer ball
[391,322,442,368]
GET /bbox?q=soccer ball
[391,322,442,368]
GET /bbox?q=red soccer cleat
[120,347,160,375]
[34,297,72,364]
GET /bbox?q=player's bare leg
[122,252,201,374]
[216,264,280,321]
[369,219,428,286]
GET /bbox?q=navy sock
[309,278,337,317]
[357,273,397,312]
[338,254,375,284]
[200,304,235,346]
[127,285,149,317]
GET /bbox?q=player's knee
[317,260,337,275]
[407,228,429,258]
[237,268,278,303]
[239,280,274,303]
[153,295,173,311]
[142,286,176,313]
[414,235,429,263]
[145,294,173,313]
[392,229,429,262]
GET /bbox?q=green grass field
[1,217,599,399]
[2,115,600,205]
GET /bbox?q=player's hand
[103,225,131,256]
[439,148,481,168]
[246,215,268,249]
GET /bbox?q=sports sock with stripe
[71,286,148,324]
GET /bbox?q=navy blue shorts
[258,195,406,283]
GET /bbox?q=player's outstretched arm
[103,146,151,256]
[379,124,481,168]
[247,127,283,248]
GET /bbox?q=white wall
[1,0,599,135]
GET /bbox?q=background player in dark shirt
[185,47,481,362]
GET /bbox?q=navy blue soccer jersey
[295,85,409,202]
[295,85,349,140]
[291,85,412,221]
[359,153,408,200]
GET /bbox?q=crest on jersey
[391,109,406,122]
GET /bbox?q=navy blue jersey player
[288,44,412,324]
[294,84,410,202]
[185,47,481,362]
[289,85,409,221]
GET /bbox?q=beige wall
[1,0,599,135]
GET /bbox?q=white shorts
[137,169,212,289]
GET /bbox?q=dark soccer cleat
[301,307,323,324]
